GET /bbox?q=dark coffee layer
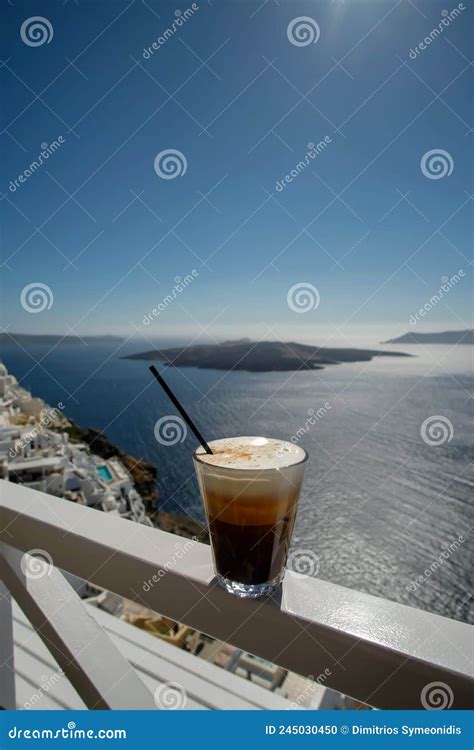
[209,513,296,585]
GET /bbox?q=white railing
[0,479,472,710]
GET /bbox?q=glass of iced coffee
[193,436,308,598]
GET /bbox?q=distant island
[0,333,124,345]
[384,329,473,345]
[124,340,411,372]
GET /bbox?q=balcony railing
[0,479,472,710]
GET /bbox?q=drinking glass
[193,437,308,598]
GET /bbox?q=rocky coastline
[65,421,209,543]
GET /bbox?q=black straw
[148,365,213,454]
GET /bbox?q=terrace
[0,480,472,711]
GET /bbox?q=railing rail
[1,480,472,710]
[0,543,156,710]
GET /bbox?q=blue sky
[1,0,472,345]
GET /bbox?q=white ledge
[1,480,472,709]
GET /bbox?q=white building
[0,363,152,526]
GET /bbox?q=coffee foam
[195,436,306,471]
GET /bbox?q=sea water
[2,339,472,623]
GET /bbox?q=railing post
[0,544,156,710]
[0,580,16,709]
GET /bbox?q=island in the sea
[124,339,411,372]
[384,329,473,345]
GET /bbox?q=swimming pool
[97,465,113,481]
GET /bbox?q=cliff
[64,421,208,543]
